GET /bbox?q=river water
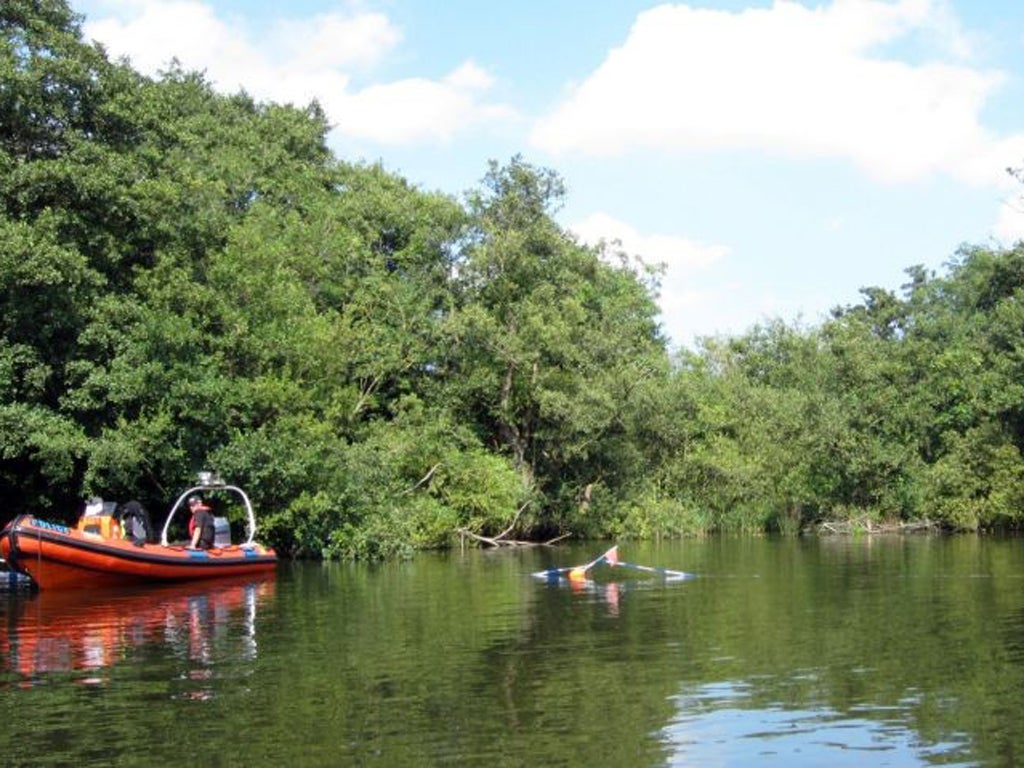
[2,536,1024,767]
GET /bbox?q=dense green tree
[446,156,666,535]
[1,0,131,509]
[6,0,1024,557]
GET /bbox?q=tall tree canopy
[4,1,1024,558]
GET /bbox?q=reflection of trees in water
[2,576,274,684]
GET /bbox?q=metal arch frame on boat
[160,478,259,547]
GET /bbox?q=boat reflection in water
[1,575,275,689]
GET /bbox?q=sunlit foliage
[4,2,1024,556]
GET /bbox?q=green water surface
[2,536,1023,767]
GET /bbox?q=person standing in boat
[187,496,216,550]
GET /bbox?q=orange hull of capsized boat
[1,516,277,590]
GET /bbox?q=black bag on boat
[119,501,155,545]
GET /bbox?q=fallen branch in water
[817,517,940,535]
[458,528,571,548]
[457,503,571,548]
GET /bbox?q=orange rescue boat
[0,475,277,590]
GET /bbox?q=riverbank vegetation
[4,1,1024,557]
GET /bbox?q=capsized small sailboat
[0,474,277,590]
[532,545,694,584]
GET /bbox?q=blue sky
[73,0,1024,349]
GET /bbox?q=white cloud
[87,1,258,80]
[83,0,514,145]
[331,62,518,144]
[531,0,1019,186]
[272,11,401,71]
[571,212,733,344]
[571,212,727,270]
